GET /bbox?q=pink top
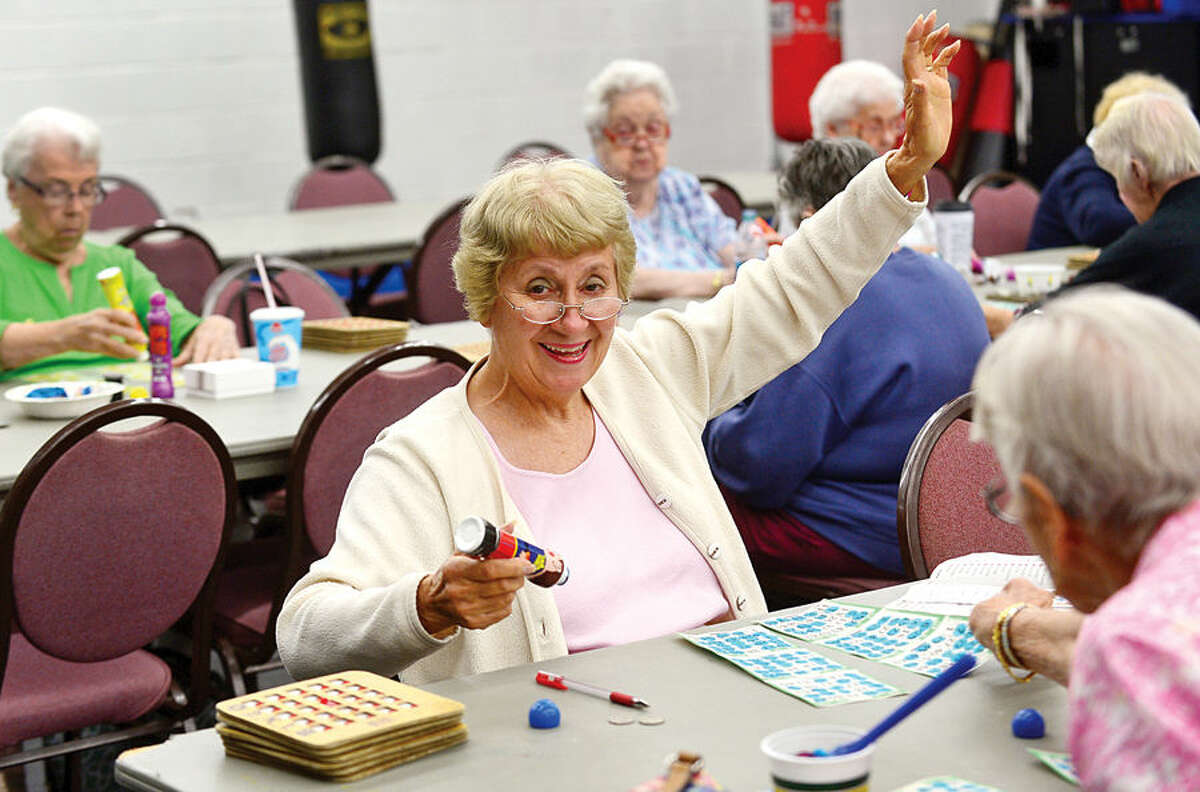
[478,410,728,652]
[1069,499,1200,790]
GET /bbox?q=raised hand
[887,10,961,197]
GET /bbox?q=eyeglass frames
[982,476,1021,525]
[602,121,671,148]
[502,294,628,325]
[19,177,107,207]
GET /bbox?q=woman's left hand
[174,315,240,365]
[887,10,960,196]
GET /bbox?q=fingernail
[522,562,537,576]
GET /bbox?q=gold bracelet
[711,272,724,295]
[993,602,1037,683]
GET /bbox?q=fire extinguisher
[770,1,842,142]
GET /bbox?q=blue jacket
[704,247,990,573]
[1027,145,1136,250]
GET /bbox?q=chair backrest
[408,198,471,324]
[897,392,1032,578]
[497,141,572,168]
[698,175,746,222]
[958,170,1041,256]
[202,256,350,346]
[287,155,394,210]
[927,166,957,208]
[116,221,222,315]
[90,174,164,231]
[288,343,471,560]
[0,399,234,699]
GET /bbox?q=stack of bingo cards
[215,671,467,781]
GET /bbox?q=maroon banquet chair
[698,175,746,222]
[212,343,471,695]
[497,140,572,168]
[0,399,235,783]
[897,392,1033,578]
[200,256,350,347]
[90,174,164,231]
[926,166,956,208]
[288,155,404,316]
[116,221,222,315]
[407,198,471,324]
[958,170,1041,256]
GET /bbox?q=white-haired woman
[809,59,937,251]
[0,107,237,380]
[967,286,1200,789]
[584,59,739,299]
[989,91,1200,337]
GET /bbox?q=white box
[182,359,276,399]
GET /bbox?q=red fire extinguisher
[771,1,842,142]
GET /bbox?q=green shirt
[0,235,201,381]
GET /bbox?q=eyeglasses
[502,294,628,325]
[982,477,1021,525]
[846,114,906,138]
[602,121,671,148]
[19,177,107,207]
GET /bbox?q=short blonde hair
[452,158,637,322]
[1091,92,1200,189]
[1093,71,1190,127]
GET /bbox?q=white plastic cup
[933,200,975,275]
[761,725,875,791]
[250,306,304,388]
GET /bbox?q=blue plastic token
[1012,707,1045,739]
[528,698,560,729]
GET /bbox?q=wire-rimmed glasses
[502,294,628,325]
[982,476,1021,525]
[19,177,107,207]
[602,121,671,148]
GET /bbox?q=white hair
[809,60,903,139]
[1090,92,1200,191]
[2,107,101,181]
[583,59,677,141]
[971,286,1200,557]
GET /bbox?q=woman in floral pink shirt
[967,286,1200,790]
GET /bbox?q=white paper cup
[761,725,874,791]
[250,306,304,388]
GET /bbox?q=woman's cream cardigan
[277,157,923,684]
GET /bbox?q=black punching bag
[293,0,382,164]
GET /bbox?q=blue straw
[818,654,977,757]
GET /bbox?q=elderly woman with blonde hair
[968,286,1200,789]
[583,58,740,299]
[277,12,958,685]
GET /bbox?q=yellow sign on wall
[317,1,371,60]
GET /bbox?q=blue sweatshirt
[704,247,989,574]
[1027,145,1136,250]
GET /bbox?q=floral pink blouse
[1069,499,1200,790]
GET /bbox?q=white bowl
[4,380,125,419]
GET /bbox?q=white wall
[841,0,999,70]
[0,1,999,227]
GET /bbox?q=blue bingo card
[879,617,991,677]
[761,601,878,641]
[819,609,940,660]
[1027,749,1080,785]
[681,626,903,707]
[888,777,1006,792]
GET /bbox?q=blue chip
[528,698,561,729]
[1012,707,1045,739]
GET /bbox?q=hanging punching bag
[293,0,381,164]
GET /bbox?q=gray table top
[114,586,1069,792]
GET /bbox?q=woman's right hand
[416,555,535,638]
[60,308,148,358]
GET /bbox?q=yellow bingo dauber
[96,266,147,355]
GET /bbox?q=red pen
[535,670,649,709]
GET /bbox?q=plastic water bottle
[736,209,768,262]
[147,291,174,399]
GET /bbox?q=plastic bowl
[4,380,124,419]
